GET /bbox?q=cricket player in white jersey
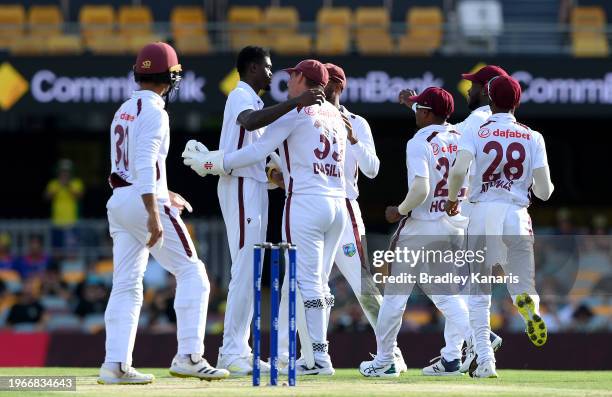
[100,43,229,384]
[360,87,471,378]
[446,75,554,378]
[183,59,348,375]
[400,65,508,374]
[213,46,324,375]
[274,63,407,372]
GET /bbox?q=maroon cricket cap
[284,59,329,87]
[408,87,455,118]
[325,63,346,89]
[489,75,522,109]
[134,42,181,74]
[461,65,508,85]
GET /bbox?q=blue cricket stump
[252,242,297,387]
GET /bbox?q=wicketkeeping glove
[182,139,209,158]
[183,150,227,177]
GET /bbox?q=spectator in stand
[148,275,177,333]
[40,262,71,301]
[0,233,16,271]
[44,159,84,254]
[14,235,50,280]
[74,275,109,318]
[6,278,48,331]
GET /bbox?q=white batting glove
[183,150,227,177]
[182,140,209,158]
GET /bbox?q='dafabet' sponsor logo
[0,62,28,111]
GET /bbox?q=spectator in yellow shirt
[45,159,84,253]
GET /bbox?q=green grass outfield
[0,368,611,397]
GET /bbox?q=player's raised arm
[224,114,296,171]
[237,88,324,131]
[350,117,380,179]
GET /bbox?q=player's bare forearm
[237,90,325,130]
[141,193,159,216]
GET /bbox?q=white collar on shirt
[474,105,491,114]
[132,89,165,107]
[416,123,450,136]
[237,80,261,101]
[488,112,516,122]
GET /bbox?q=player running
[183,59,348,375]
[445,75,554,378]
[399,65,507,375]
[99,42,229,384]
[212,46,324,375]
[359,87,471,378]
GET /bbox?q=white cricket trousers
[105,186,210,366]
[278,198,381,359]
[279,193,347,360]
[217,176,268,357]
[375,217,471,365]
[467,201,537,365]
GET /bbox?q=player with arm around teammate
[212,46,324,375]
[359,88,471,378]
[445,75,554,378]
[183,59,349,375]
[99,42,229,384]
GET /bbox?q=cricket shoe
[169,354,229,381]
[394,347,408,373]
[359,360,399,378]
[216,353,259,376]
[515,293,547,347]
[422,357,463,376]
[470,360,498,378]
[97,362,154,385]
[460,332,503,373]
[280,357,335,376]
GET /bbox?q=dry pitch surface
[0,368,611,397]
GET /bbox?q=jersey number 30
[114,124,129,170]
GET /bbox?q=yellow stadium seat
[398,7,443,55]
[61,270,85,285]
[571,6,609,57]
[9,35,47,55]
[118,5,153,38]
[94,259,113,275]
[0,269,20,283]
[228,6,265,51]
[355,7,392,55]
[28,5,63,37]
[79,5,115,45]
[46,35,82,55]
[316,33,350,55]
[264,7,299,37]
[316,7,352,32]
[356,33,394,55]
[171,6,207,39]
[175,36,212,55]
[87,35,129,55]
[0,4,25,49]
[316,7,352,55]
[572,36,609,57]
[355,7,390,38]
[273,34,312,55]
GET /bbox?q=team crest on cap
[141,60,152,69]
[343,243,356,257]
